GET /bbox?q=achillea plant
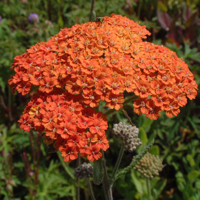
[8,13,198,200]
[9,14,197,161]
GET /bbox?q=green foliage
[0,124,76,200]
[36,161,76,200]
[131,170,167,200]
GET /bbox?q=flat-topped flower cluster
[9,14,197,162]
[19,91,108,162]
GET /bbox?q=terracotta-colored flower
[18,91,109,162]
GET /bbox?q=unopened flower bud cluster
[113,122,142,152]
[74,162,93,179]
[134,152,163,179]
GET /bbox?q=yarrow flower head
[28,13,39,24]
[19,90,109,162]
[113,122,142,151]
[133,152,164,179]
[8,14,198,162]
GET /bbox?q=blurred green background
[0,0,200,199]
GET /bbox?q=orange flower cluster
[132,42,198,119]
[19,91,109,162]
[9,14,150,108]
[9,14,197,161]
[9,14,197,119]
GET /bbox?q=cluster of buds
[113,122,142,151]
[134,152,164,179]
[74,162,93,179]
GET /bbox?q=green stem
[89,0,96,21]
[76,179,80,200]
[102,152,113,200]
[146,178,152,200]
[112,146,125,179]
[76,154,81,200]
[103,182,108,200]
[88,179,96,200]
[138,0,143,19]
[114,140,154,182]
[8,88,13,122]
[104,0,108,13]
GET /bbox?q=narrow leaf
[157,10,171,31]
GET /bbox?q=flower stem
[102,152,113,200]
[146,178,152,200]
[103,182,109,200]
[112,146,125,179]
[89,0,96,21]
[122,108,135,126]
[76,179,80,200]
[76,154,81,200]
[8,88,13,122]
[88,179,96,200]
[114,140,154,182]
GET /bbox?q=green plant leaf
[130,170,143,193]
[139,127,148,144]
[152,178,167,199]
[188,170,200,182]
[176,172,186,191]
[57,152,75,180]
[149,145,160,155]
[186,154,195,167]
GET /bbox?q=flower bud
[134,152,163,179]
[74,162,93,179]
[113,122,142,152]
